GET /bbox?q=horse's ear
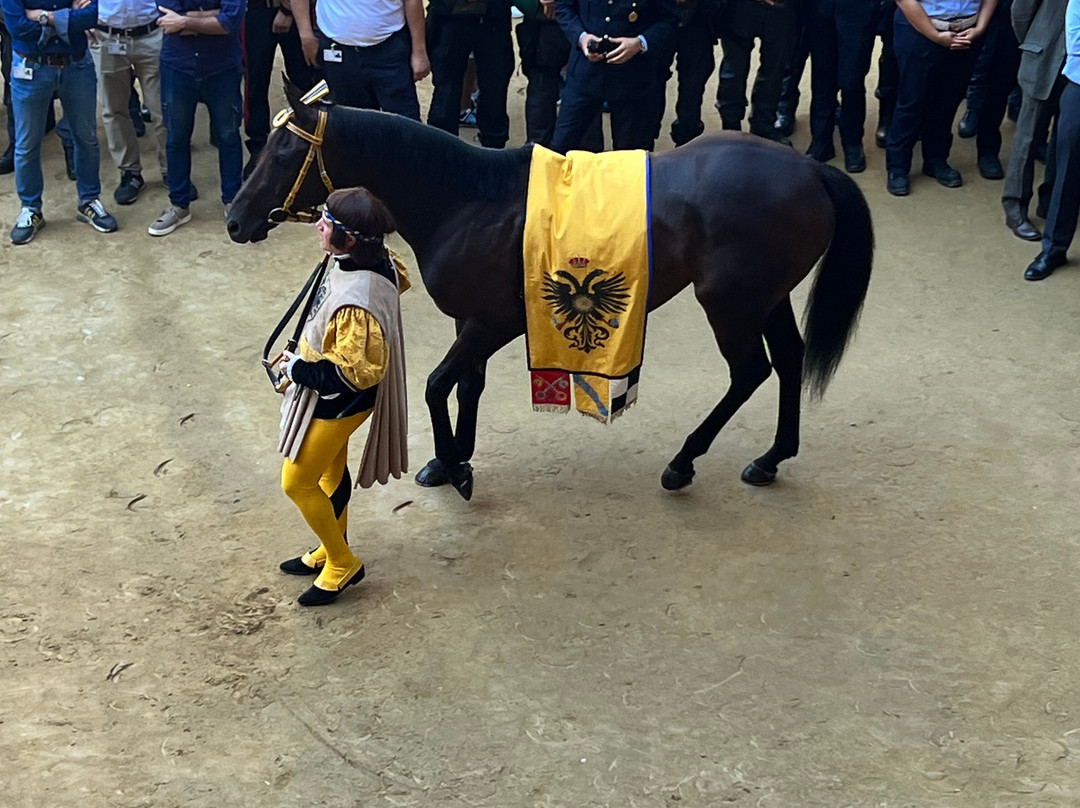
[283,75,304,111]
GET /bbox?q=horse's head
[226,80,335,243]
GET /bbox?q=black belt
[96,22,158,37]
[15,50,85,67]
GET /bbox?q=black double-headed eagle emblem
[542,257,630,354]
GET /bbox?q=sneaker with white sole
[10,207,45,245]
[148,205,191,237]
[76,199,119,233]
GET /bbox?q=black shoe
[922,162,963,188]
[132,114,146,138]
[63,143,76,181]
[806,140,835,163]
[0,144,13,175]
[843,143,866,173]
[876,116,891,149]
[1035,200,1049,220]
[887,171,910,196]
[242,151,260,181]
[977,154,1004,180]
[280,551,322,576]
[720,118,741,132]
[114,171,145,205]
[957,108,978,138]
[774,111,794,138]
[1006,213,1042,241]
[297,564,365,606]
[1024,251,1066,281]
[140,104,151,123]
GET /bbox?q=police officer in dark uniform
[654,0,718,146]
[514,0,604,149]
[714,0,800,141]
[550,0,680,152]
[426,0,515,148]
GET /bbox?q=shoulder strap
[262,254,330,383]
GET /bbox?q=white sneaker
[148,205,191,237]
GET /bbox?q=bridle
[267,104,335,225]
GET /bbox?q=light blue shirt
[1066,0,1080,85]
[97,0,159,28]
[919,0,981,20]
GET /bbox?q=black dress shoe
[887,172,910,196]
[1006,214,1041,241]
[1024,251,1066,281]
[280,552,322,575]
[774,111,794,138]
[843,143,866,173]
[806,141,835,162]
[298,564,365,606]
[0,144,13,175]
[923,162,963,188]
[875,116,891,149]
[977,154,1004,180]
[957,108,978,138]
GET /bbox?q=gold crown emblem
[568,256,589,268]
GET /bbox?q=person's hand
[72,0,92,9]
[931,29,958,48]
[580,33,605,62]
[157,6,187,34]
[278,350,297,380]
[952,26,983,48]
[604,36,643,65]
[272,10,292,34]
[411,50,430,82]
[300,31,319,66]
[540,0,556,19]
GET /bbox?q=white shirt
[316,0,405,47]
[97,0,161,28]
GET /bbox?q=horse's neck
[326,110,529,258]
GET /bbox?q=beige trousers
[90,28,167,179]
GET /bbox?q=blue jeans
[10,51,101,210]
[161,64,243,208]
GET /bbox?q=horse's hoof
[741,461,777,486]
[415,458,448,488]
[448,462,474,501]
[661,464,694,491]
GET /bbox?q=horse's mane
[329,106,533,202]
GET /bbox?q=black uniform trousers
[807,0,877,149]
[715,0,799,136]
[964,0,1020,159]
[319,27,421,120]
[885,13,980,175]
[776,9,811,120]
[427,10,514,148]
[1042,79,1080,260]
[515,17,603,150]
[656,15,717,145]
[875,1,898,127]
[243,2,317,155]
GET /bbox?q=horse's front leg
[414,319,521,500]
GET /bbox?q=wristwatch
[39,10,50,25]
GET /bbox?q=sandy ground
[2,38,1080,808]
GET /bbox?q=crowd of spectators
[1,0,1077,279]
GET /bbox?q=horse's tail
[801,162,874,400]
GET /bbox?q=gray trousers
[1002,77,1063,216]
[90,28,166,179]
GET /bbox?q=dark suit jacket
[1013,0,1068,99]
[555,0,679,98]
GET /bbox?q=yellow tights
[281,410,370,590]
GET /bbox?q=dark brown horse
[228,83,873,500]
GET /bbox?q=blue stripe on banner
[573,374,609,418]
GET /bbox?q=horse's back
[647,134,837,310]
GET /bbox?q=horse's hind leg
[661,309,773,491]
[742,295,804,486]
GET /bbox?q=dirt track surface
[2,47,1080,808]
